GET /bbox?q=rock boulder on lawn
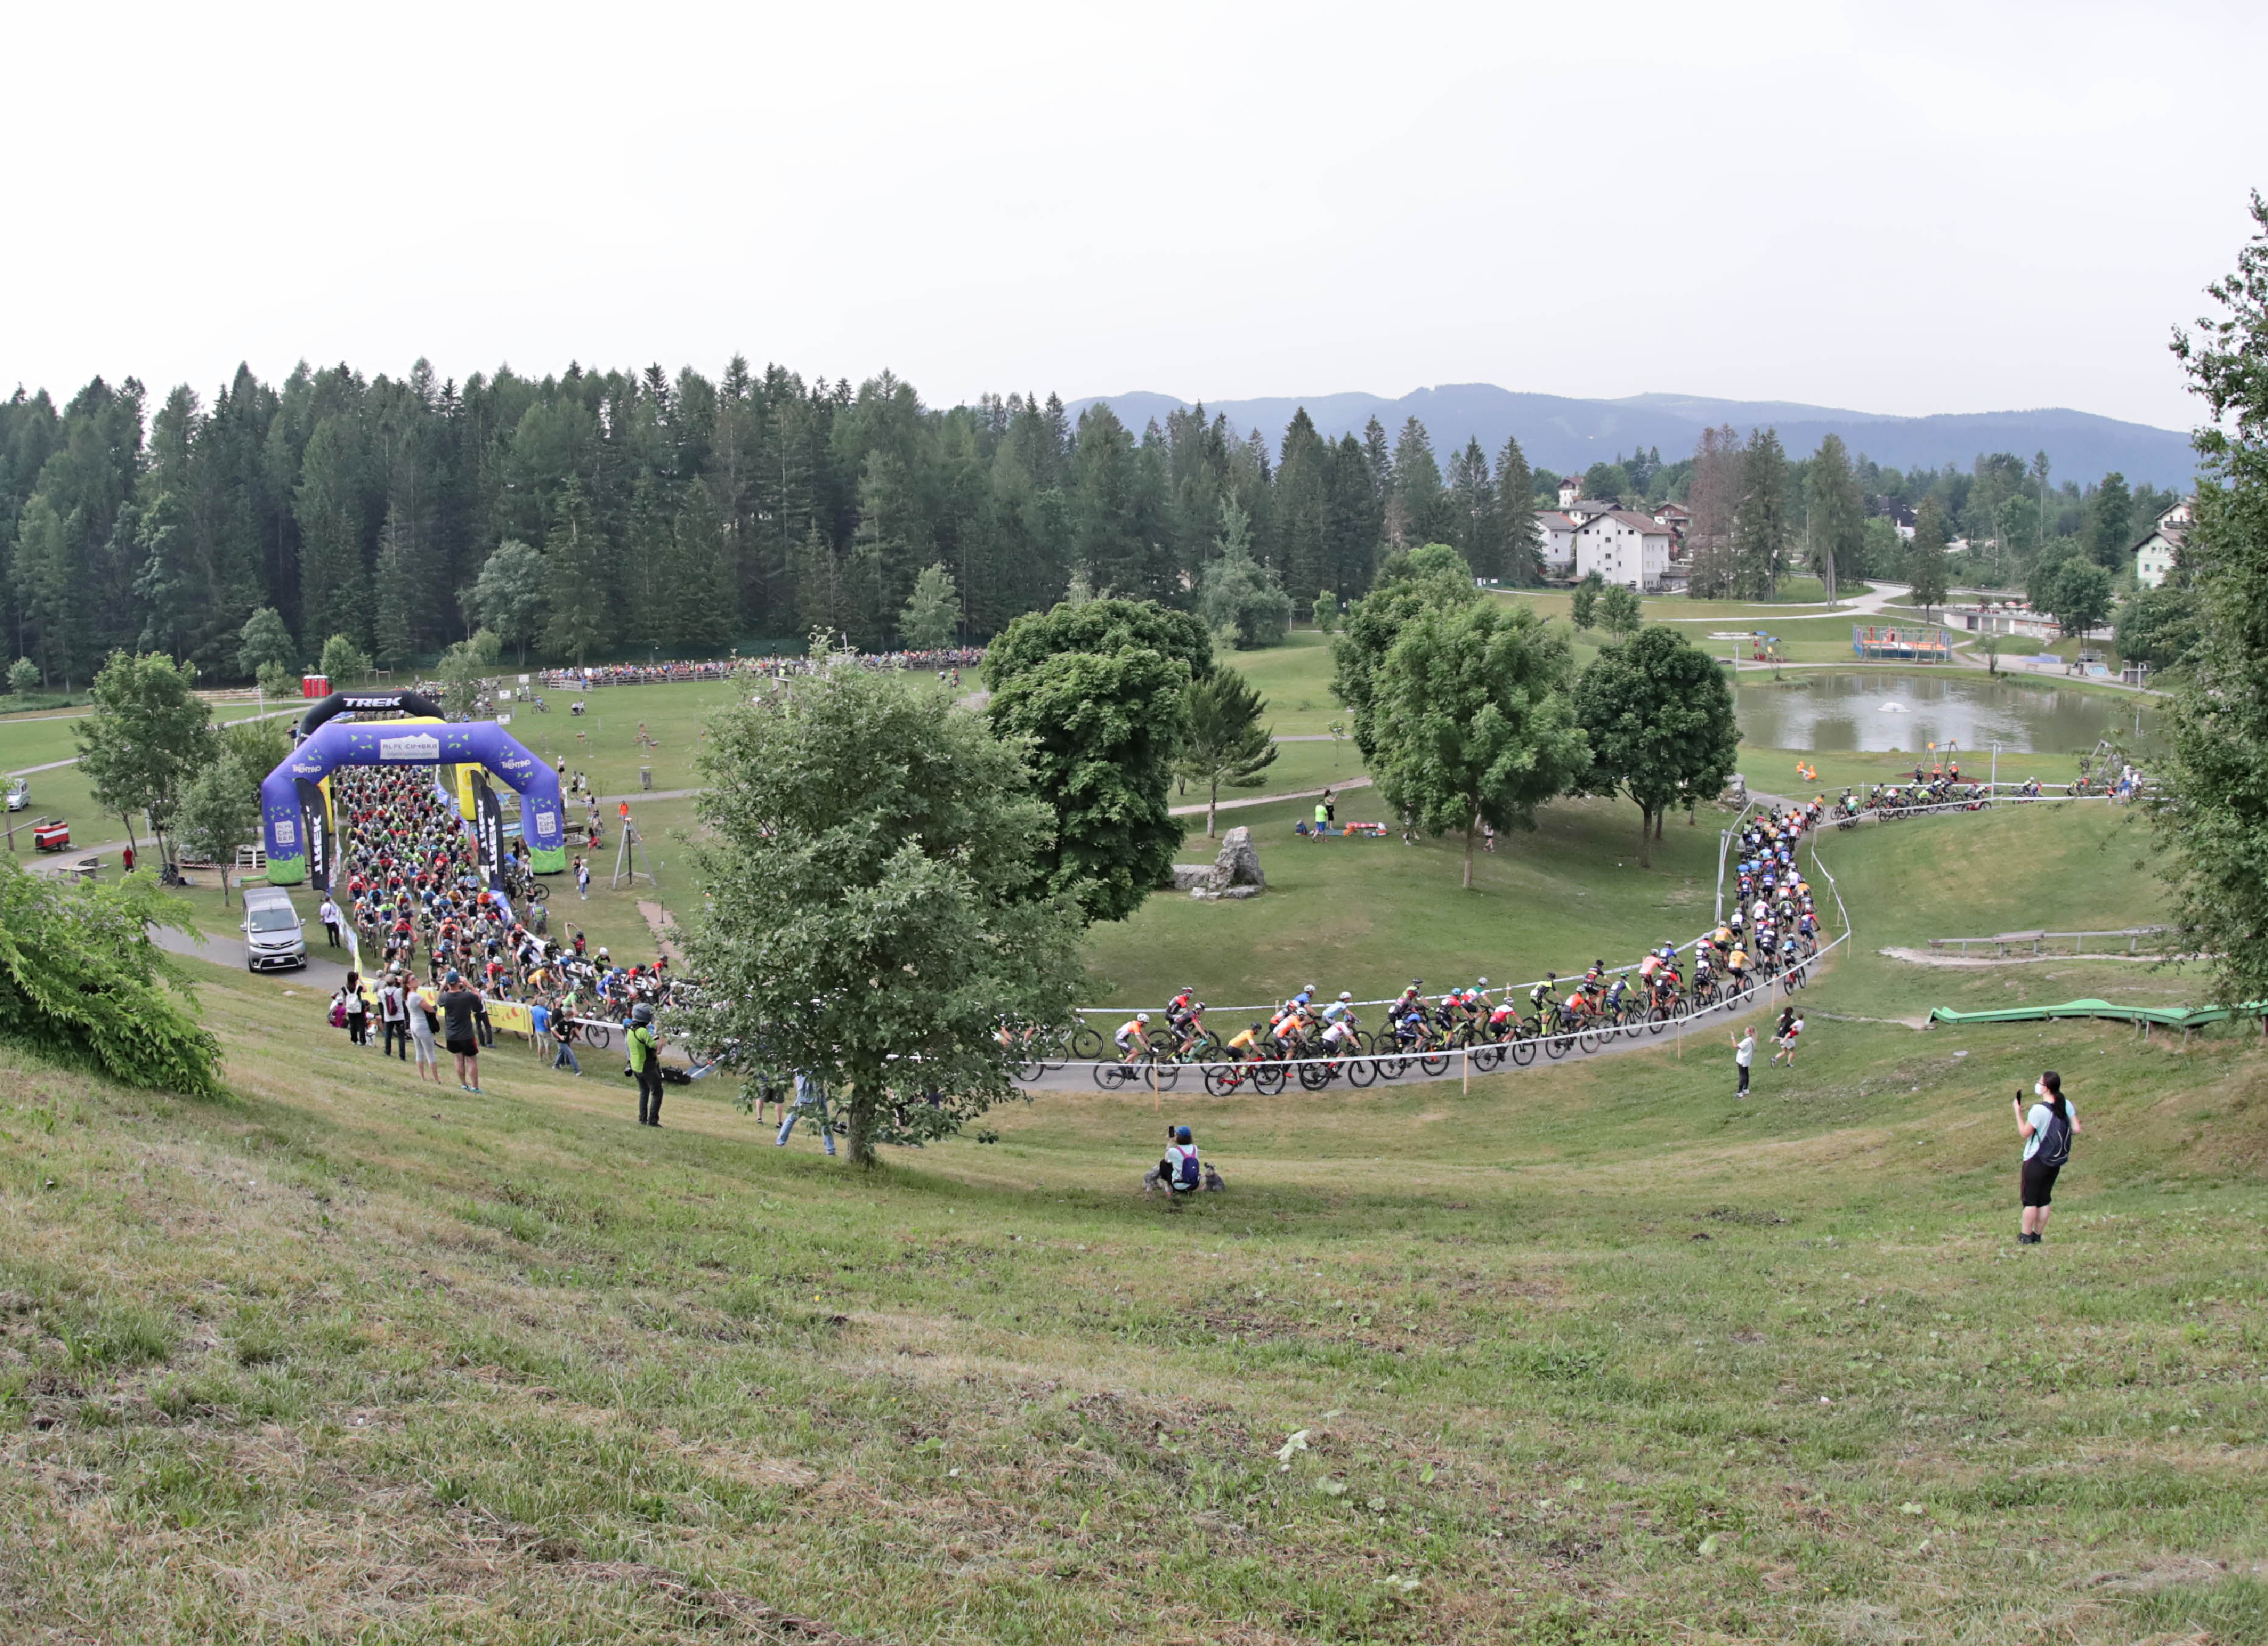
[1191,826,1264,899]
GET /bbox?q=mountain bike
[1094,1044,1180,1092]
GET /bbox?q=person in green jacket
[1313,801,1329,837]
[627,1003,664,1126]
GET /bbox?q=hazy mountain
[1066,384,2196,487]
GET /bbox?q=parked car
[241,886,308,971]
[4,777,26,811]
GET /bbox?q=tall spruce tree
[543,479,612,667]
[1735,427,1791,598]
[1808,434,1863,602]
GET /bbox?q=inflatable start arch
[260,691,567,888]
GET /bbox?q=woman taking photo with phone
[2016,1072,2080,1245]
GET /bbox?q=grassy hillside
[3,804,2264,1643]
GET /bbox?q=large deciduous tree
[1573,626,1740,866]
[175,719,291,907]
[76,649,213,862]
[235,606,298,681]
[983,598,1210,922]
[1328,543,1477,764]
[0,853,221,1098]
[2157,193,2268,1004]
[684,656,1084,1166]
[462,539,551,665]
[1370,599,1588,888]
[897,562,961,649]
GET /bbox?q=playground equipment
[258,690,566,889]
[1853,624,1951,661]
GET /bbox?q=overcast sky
[6,0,2259,431]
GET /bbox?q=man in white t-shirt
[1731,1027,1755,1098]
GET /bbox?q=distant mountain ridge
[1064,384,2196,487]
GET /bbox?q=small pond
[1734,671,2153,754]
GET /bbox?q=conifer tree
[542,479,612,667]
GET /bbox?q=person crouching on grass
[2016,1072,2080,1245]
[1144,1126,1202,1206]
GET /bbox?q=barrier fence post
[1463,1049,1471,1095]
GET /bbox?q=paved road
[1169,776,1371,819]
[149,920,354,990]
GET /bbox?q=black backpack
[2035,1104,2072,1169]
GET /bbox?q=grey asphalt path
[1169,775,1371,819]
[149,920,355,990]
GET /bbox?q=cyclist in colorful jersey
[1115,1012,1151,1062]
[1530,973,1559,1019]
[1727,945,1750,987]
[1226,1022,1265,1059]
[1172,1004,1210,1057]
[1322,990,1357,1026]
[1602,975,1630,1017]
[1395,979,1424,1015]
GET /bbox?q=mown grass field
[3,798,2264,1644]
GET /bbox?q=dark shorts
[2020,1159,2061,1208]
[446,1037,479,1059]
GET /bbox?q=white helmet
[1137,1012,1150,1023]
[1338,991,1353,1001]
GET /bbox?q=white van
[241,887,308,971]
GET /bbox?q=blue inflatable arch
[259,693,566,889]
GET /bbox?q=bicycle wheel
[1471,1042,1505,1073]
[1419,1051,1449,1078]
[1298,1061,1332,1092]
[1092,1062,1128,1090]
[1509,1036,1537,1067]
[1203,1063,1235,1097]
[1577,1026,1602,1054]
[1149,1059,1182,1092]
[1254,1062,1286,1095]
[587,1024,612,1050]
[1374,1052,1409,1081]
[1648,1005,1671,1037]
[1347,1054,1378,1088]
[1069,1024,1104,1059]
[1015,1056,1044,1082]
[1543,1030,1572,1061]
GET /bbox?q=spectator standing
[438,970,483,1093]
[777,1073,836,1155]
[552,1009,583,1075]
[2016,1072,2080,1245]
[379,971,410,1061]
[122,843,135,875]
[627,1003,663,1126]
[528,997,552,1065]
[576,856,590,900]
[319,895,343,950]
[342,971,370,1047]
[407,982,441,1084]
[1731,1026,1755,1098]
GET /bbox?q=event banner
[294,778,331,892]
[474,776,504,884]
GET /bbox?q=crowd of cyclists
[1048,799,1832,1093]
[325,767,699,1063]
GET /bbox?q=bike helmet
[1545,971,1558,982]
[1475,976,1488,987]
[1338,991,1353,1001]
[1250,1022,1264,1032]
[1136,1012,1150,1023]
[1410,978,1423,988]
